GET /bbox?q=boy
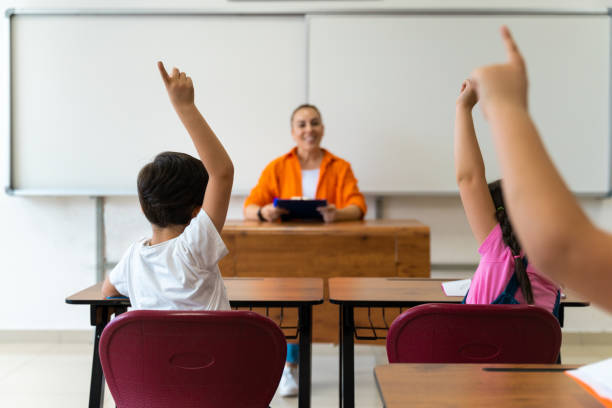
[101,61,234,310]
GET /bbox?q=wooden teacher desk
[66,277,323,408]
[329,277,590,408]
[219,220,430,343]
[374,364,600,407]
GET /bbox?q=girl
[454,78,560,314]
[469,26,612,313]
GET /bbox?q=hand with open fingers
[261,203,288,222]
[470,26,528,116]
[317,203,337,223]
[456,79,478,109]
[157,61,194,110]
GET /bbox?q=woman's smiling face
[291,107,324,153]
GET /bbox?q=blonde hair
[290,104,322,125]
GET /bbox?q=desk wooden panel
[67,278,323,305]
[219,220,430,342]
[329,277,587,306]
[374,364,600,408]
[227,277,323,304]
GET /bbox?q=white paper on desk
[566,357,612,401]
[441,279,471,296]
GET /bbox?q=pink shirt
[465,224,560,312]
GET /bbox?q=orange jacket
[244,148,367,216]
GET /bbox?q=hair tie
[513,255,522,259]
[497,206,505,212]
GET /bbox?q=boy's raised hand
[470,26,528,116]
[158,61,194,110]
[456,79,478,109]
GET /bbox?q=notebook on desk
[566,358,612,407]
[274,198,327,221]
[441,279,471,296]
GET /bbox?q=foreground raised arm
[470,26,612,311]
[158,61,234,233]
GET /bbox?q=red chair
[387,303,561,364]
[99,310,286,408]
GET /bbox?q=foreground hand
[317,204,337,223]
[470,26,528,116]
[456,79,478,109]
[158,61,194,109]
[261,203,288,222]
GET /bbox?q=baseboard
[0,330,93,343]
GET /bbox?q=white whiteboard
[7,12,611,195]
[309,15,611,194]
[8,13,305,194]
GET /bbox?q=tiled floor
[0,337,609,407]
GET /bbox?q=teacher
[244,104,367,223]
[243,104,367,398]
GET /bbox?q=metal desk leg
[88,305,126,408]
[298,305,312,408]
[339,304,355,408]
[89,305,110,408]
[558,305,565,364]
[338,306,343,408]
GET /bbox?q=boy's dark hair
[137,151,208,228]
[488,180,534,304]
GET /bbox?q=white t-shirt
[109,209,230,311]
[301,168,319,199]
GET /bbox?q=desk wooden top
[66,277,324,306]
[374,364,599,408]
[328,277,588,307]
[222,219,429,235]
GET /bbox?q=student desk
[328,277,590,408]
[374,364,599,407]
[219,220,430,343]
[66,277,324,408]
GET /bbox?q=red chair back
[387,303,561,364]
[100,310,286,408]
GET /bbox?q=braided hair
[488,180,535,304]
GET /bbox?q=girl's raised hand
[157,61,194,110]
[456,79,478,109]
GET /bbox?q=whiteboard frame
[5,8,611,197]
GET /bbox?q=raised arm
[470,26,612,311]
[454,79,497,244]
[158,61,234,233]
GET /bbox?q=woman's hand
[260,203,288,222]
[317,204,337,223]
[456,79,478,110]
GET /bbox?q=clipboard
[273,198,327,221]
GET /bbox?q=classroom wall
[1,0,612,332]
